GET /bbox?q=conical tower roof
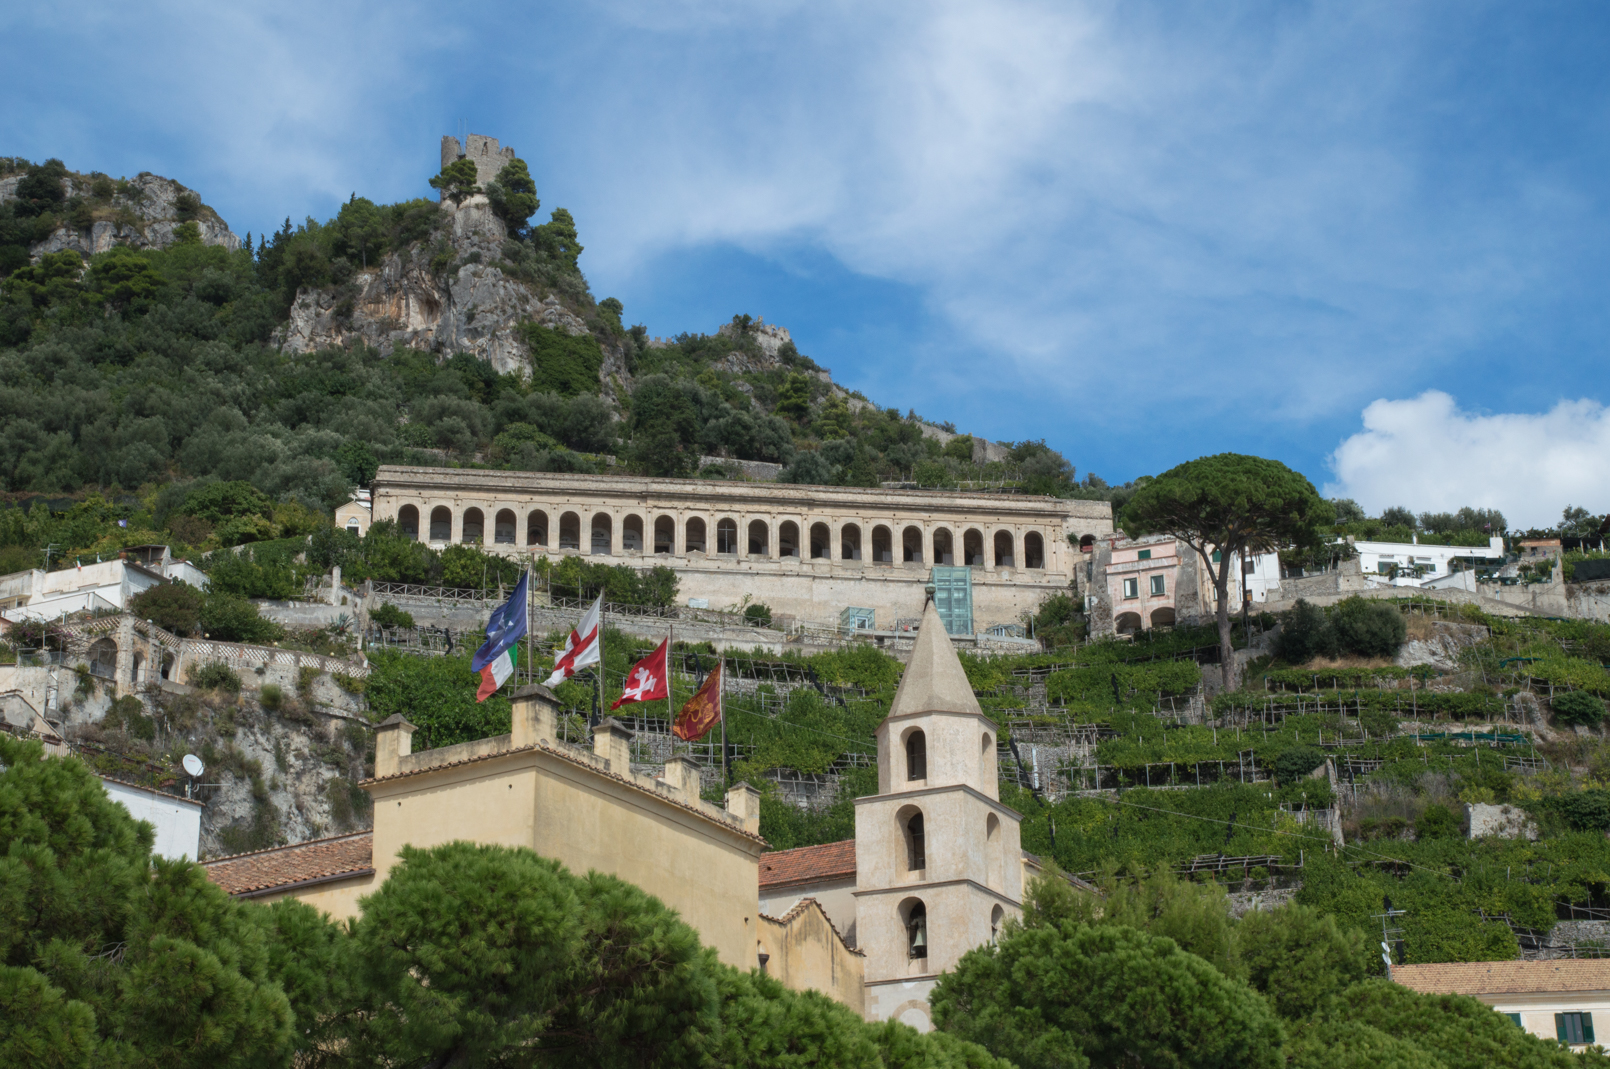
[887,598,985,720]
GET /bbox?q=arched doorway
[398,504,419,540]
[841,524,862,561]
[622,515,644,553]
[559,512,581,550]
[461,508,484,544]
[716,518,738,555]
[591,513,613,555]
[779,521,799,558]
[654,516,675,554]
[809,523,831,559]
[747,520,769,557]
[685,517,707,554]
[526,510,548,547]
[963,529,985,566]
[932,528,954,565]
[872,525,893,564]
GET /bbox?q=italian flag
[476,644,519,702]
[470,571,529,703]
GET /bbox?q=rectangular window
[1506,1013,1522,1028]
[1211,550,1221,563]
[1557,1012,1594,1045]
[1138,549,1151,560]
[1243,558,1256,574]
[1123,578,1139,599]
[1150,574,1166,596]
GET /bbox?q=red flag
[611,638,670,710]
[672,662,722,741]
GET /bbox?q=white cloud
[1325,391,1610,529]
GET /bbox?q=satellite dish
[182,754,204,778]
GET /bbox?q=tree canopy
[1122,453,1329,685]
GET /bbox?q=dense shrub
[128,581,204,635]
[1274,745,1326,785]
[191,662,242,692]
[1552,689,1606,726]
[259,683,284,710]
[743,602,774,628]
[368,602,415,629]
[1330,597,1407,657]
[1415,804,1460,840]
[1276,599,1336,663]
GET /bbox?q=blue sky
[7,1,1610,527]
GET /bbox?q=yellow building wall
[759,902,865,1014]
[252,873,375,918]
[355,746,761,970]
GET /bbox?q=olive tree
[1121,454,1329,688]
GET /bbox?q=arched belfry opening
[906,729,927,781]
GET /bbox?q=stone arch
[902,525,924,563]
[963,528,985,566]
[87,637,117,680]
[904,726,927,781]
[841,523,863,561]
[1025,531,1045,569]
[526,509,548,547]
[990,904,1005,943]
[809,522,831,559]
[559,512,581,550]
[429,506,452,542]
[590,513,613,555]
[622,514,644,553]
[896,805,927,875]
[716,517,739,555]
[654,515,675,554]
[397,504,420,540]
[981,730,996,784]
[871,525,894,564]
[1115,611,1142,635]
[778,521,800,558]
[685,517,707,554]
[1079,533,1095,553]
[345,517,361,535]
[932,527,954,565]
[131,651,145,684]
[461,508,485,544]
[1150,606,1177,629]
[898,896,929,962]
[747,519,769,557]
[985,813,1004,891]
[493,509,517,544]
[994,530,1015,568]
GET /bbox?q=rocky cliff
[275,194,631,391]
[0,169,239,260]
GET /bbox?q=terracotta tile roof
[1394,960,1610,996]
[759,840,857,889]
[203,832,374,897]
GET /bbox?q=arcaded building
[370,466,1114,632]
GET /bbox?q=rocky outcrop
[0,171,239,260]
[276,195,600,379]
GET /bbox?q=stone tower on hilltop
[854,596,1024,1031]
[439,134,516,197]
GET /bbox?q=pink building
[1105,538,1182,634]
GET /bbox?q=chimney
[374,715,416,778]
[662,755,702,797]
[592,717,634,771]
[725,781,761,835]
[510,684,559,748]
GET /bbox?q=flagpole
[525,565,533,686]
[597,591,606,725]
[719,653,728,788]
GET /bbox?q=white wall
[1354,537,1505,586]
[101,778,203,861]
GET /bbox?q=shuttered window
[1557,1012,1594,1045]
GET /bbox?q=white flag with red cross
[611,638,670,710]
[543,594,602,688]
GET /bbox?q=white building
[100,776,204,861]
[1354,536,1506,587]
[0,546,208,623]
[334,489,372,537]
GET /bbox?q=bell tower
[853,595,1023,1031]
